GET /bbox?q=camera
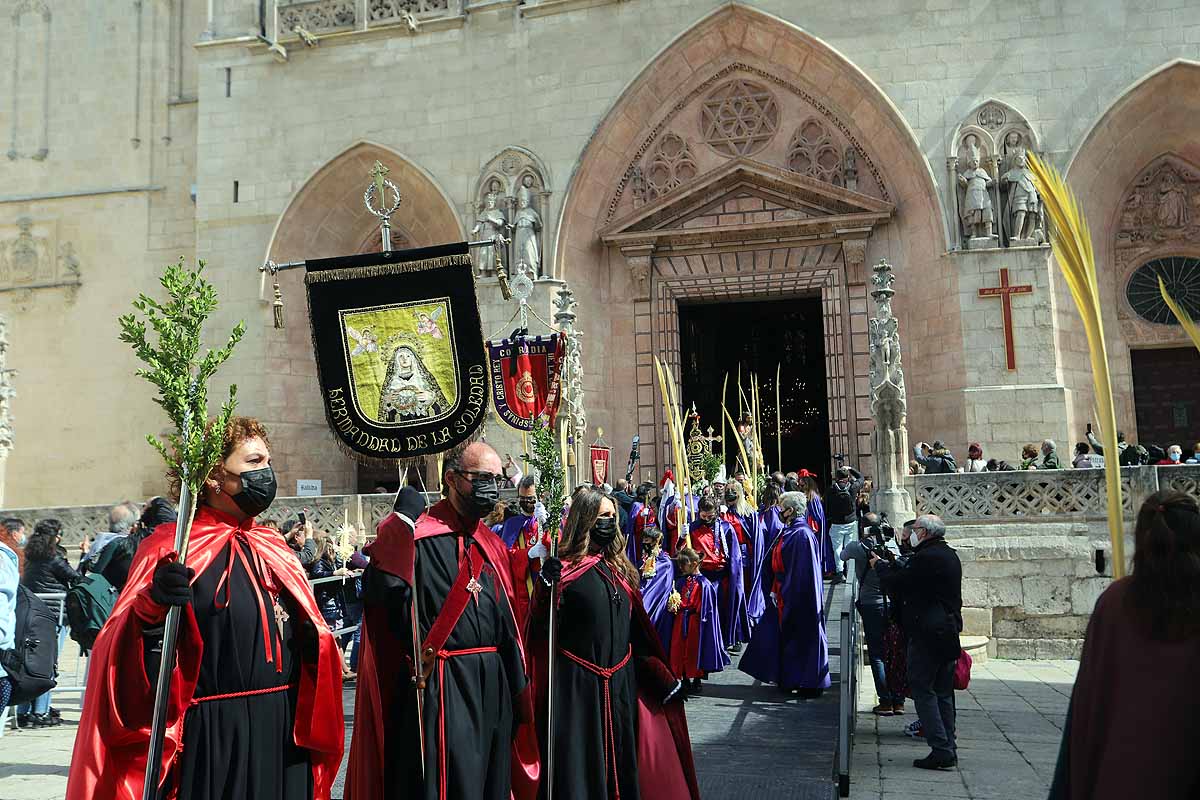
[862,512,896,563]
[833,452,846,462]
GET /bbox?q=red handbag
[953,648,973,690]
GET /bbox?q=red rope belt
[437,646,499,800]
[189,683,296,707]
[561,646,633,800]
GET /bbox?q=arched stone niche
[469,147,552,278]
[947,100,1042,249]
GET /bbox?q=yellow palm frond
[1027,152,1126,578]
[1159,275,1200,352]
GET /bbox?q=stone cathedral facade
[0,0,1198,506]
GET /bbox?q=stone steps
[963,634,989,664]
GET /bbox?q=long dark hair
[1128,490,1200,640]
[558,488,639,587]
[25,523,63,562]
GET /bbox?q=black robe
[366,532,528,800]
[531,561,665,800]
[154,542,313,800]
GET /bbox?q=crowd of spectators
[909,435,1200,475]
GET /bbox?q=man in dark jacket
[825,466,865,579]
[873,514,962,771]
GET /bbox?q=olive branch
[118,258,246,495]
[528,415,565,534]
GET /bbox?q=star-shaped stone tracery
[701,79,780,157]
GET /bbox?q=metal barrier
[836,569,861,797]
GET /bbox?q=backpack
[1,584,58,705]
[65,539,122,651]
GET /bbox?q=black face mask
[698,515,715,527]
[642,541,656,556]
[232,466,277,517]
[518,498,537,515]
[724,492,738,505]
[591,517,618,547]
[463,474,500,517]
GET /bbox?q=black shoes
[16,712,60,728]
[913,753,957,770]
[689,678,703,694]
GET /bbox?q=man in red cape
[66,486,345,799]
[347,442,539,800]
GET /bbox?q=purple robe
[739,517,830,690]
[625,501,644,561]
[737,510,767,629]
[699,518,747,648]
[807,495,835,574]
[639,550,677,652]
[497,513,536,548]
[760,505,784,552]
[674,572,729,674]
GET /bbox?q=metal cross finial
[364,161,402,252]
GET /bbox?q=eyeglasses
[456,469,503,484]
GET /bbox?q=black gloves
[294,618,320,663]
[394,485,428,522]
[150,560,194,607]
[540,556,563,587]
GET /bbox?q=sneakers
[872,703,894,716]
[913,752,957,770]
[903,720,923,738]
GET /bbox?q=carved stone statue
[867,260,913,521]
[957,147,996,245]
[1157,170,1189,229]
[1001,150,1041,243]
[471,191,507,277]
[513,178,542,277]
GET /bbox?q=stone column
[0,315,15,508]
[867,260,914,523]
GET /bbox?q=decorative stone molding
[0,217,83,303]
[279,0,357,34]
[642,132,697,202]
[7,0,52,161]
[788,119,842,186]
[700,79,779,158]
[841,238,867,283]
[619,243,654,299]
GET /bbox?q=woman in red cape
[528,487,700,800]
[66,418,345,800]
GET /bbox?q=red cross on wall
[978,268,1034,371]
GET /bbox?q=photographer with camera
[872,515,962,771]
[826,464,865,581]
[841,512,903,716]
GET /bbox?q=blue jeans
[858,601,899,704]
[829,522,857,574]
[17,623,68,716]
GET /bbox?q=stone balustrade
[913,464,1200,524]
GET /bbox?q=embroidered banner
[486,333,565,431]
[305,243,489,465]
[590,445,612,486]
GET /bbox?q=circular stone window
[1126,256,1200,324]
[700,79,779,158]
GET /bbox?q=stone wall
[918,465,1200,658]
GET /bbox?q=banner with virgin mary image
[305,242,489,464]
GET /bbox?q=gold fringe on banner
[1027,151,1126,579]
[303,254,473,285]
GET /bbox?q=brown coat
[1061,577,1200,799]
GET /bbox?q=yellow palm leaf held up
[1158,275,1200,352]
[1026,152,1126,578]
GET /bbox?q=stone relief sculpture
[957,146,997,245]
[472,148,551,278]
[1116,157,1200,247]
[512,177,542,277]
[1000,150,1041,244]
[471,189,507,277]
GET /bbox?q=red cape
[529,556,701,800]
[347,499,541,800]
[65,506,345,800]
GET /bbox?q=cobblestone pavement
[848,658,1076,800]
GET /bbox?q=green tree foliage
[527,416,565,539]
[118,258,245,493]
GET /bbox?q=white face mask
[909,531,921,549]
